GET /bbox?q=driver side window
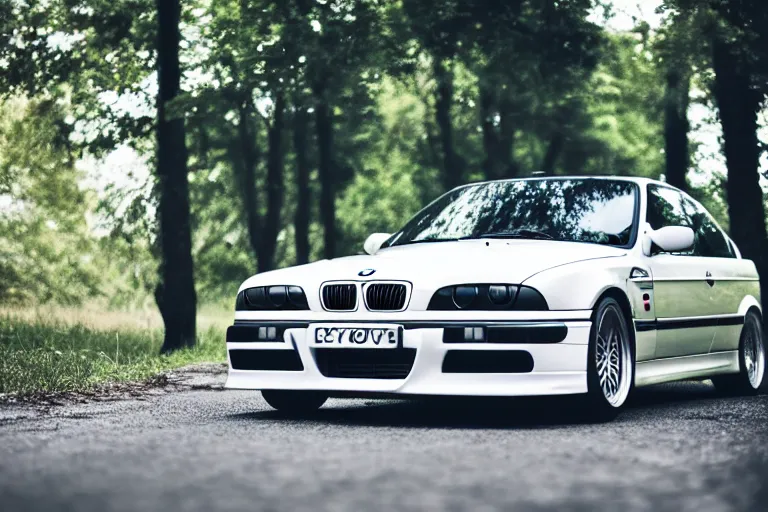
[646,185,734,258]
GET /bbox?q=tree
[292,106,312,265]
[1,0,199,351]
[196,0,288,274]
[663,67,690,191]
[562,31,665,179]
[155,0,196,352]
[402,0,469,190]
[711,27,768,306]
[403,0,602,185]
[655,13,700,191]
[299,0,391,259]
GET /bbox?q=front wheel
[712,311,766,395]
[582,297,634,421]
[261,390,328,414]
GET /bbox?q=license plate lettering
[313,326,399,348]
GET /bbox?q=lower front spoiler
[226,369,587,397]
[225,320,591,397]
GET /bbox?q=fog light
[463,326,485,341]
[256,326,279,341]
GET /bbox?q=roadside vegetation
[0,309,228,396]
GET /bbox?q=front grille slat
[365,283,407,311]
[322,283,357,311]
[314,348,417,379]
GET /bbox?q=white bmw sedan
[226,177,765,419]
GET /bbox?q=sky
[591,0,665,31]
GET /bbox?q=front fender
[522,256,634,312]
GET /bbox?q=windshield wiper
[397,229,554,246]
[479,229,554,240]
[395,237,470,246]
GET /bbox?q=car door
[645,185,717,358]
[680,199,752,354]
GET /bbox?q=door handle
[706,271,715,287]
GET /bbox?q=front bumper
[225,311,593,397]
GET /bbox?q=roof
[460,175,674,191]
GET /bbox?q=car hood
[239,239,627,293]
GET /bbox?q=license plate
[310,324,401,349]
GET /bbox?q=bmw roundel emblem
[358,268,376,277]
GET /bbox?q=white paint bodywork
[226,177,761,397]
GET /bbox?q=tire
[711,311,766,395]
[582,297,634,422]
[261,390,328,414]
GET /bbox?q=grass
[0,310,228,396]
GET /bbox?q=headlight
[427,284,548,311]
[236,286,309,311]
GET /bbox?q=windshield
[384,178,639,248]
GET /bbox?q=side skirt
[635,351,739,387]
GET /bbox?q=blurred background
[1,1,767,369]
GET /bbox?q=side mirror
[642,225,694,256]
[363,233,391,255]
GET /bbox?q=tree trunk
[234,98,261,268]
[156,0,196,353]
[498,96,518,178]
[433,57,460,190]
[314,84,336,260]
[479,83,500,181]
[540,131,564,176]
[664,68,690,191]
[293,106,311,266]
[712,37,768,315]
[257,91,286,273]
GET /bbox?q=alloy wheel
[595,305,632,407]
[744,320,766,389]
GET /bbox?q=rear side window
[646,185,734,258]
[687,205,734,258]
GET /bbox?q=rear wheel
[261,390,328,414]
[712,311,766,395]
[582,297,634,421]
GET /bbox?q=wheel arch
[593,287,637,360]
[738,295,762,317]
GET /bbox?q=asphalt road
[1,373,767,512]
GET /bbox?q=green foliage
[0,0,749,312]
[570,32,665,177]
[661,0,768,102]
[0,316,225,395]
[0,97,101,304]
